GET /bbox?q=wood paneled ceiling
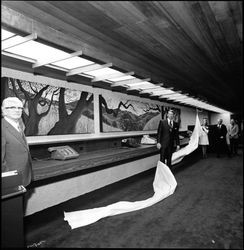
[2,1,243,113]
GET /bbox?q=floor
[24,148,243,248]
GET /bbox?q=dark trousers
[216,138,229,156]
[230,138,238,155]
[160,146,173,168]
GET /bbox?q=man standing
[227,119,239,156]
[215,118,229,157]
[1,97,33,187]
[157,109,180,169]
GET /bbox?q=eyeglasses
[5,106,24,110]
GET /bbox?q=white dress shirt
[4,117,21,132]
[168,119,173,127]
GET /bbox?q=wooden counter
[32,145,159,182]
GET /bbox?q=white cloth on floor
[64,113,202,229]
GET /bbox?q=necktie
[18,124,25,140]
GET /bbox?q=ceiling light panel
[4,39,70,63]
[92,71,134,82]
[86,67,118,76]
[162,93,186,98]
[127,83,155,90]
[111,75,136,81]
[135,83,156,88]
[126,81,151,87]
[52,57,94,69]
[2,33,37,50]
[1,29,15,40]
[1,28,231,114]
[152,90,175,95]
[140,85,162,90]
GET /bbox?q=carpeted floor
[24,148,243,248]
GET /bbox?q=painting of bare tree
[99,94,161,132]
[5,77,94,136]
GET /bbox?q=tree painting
[6,77,94,136]
[99,94,161,132]
[48,88,93,135]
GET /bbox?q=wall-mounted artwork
[99,94,161,132]
[3,77,94,136]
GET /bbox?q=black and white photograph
[1,1,242,248]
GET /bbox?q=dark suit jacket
[1,118,33,187]
[215,124,227,139]
[157,119,180,149]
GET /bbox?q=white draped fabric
[64,113,202,229]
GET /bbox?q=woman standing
[199,118,209,158]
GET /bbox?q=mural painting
[99,94,161,132]
[4,77,94,136]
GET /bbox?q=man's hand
[156,143,161,150]
[176,145,180,151]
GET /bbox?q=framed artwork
[3,77,94,136]
[99,94,161,132]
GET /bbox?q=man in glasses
[1,97,33,187]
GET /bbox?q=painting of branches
[99,94,161,132]
[5,77,94,136]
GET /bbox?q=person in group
[227,119,239,156]
[157,109,180,169]
[215,118,229,157]
[1,97,33,187]
[199,118,209,158]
